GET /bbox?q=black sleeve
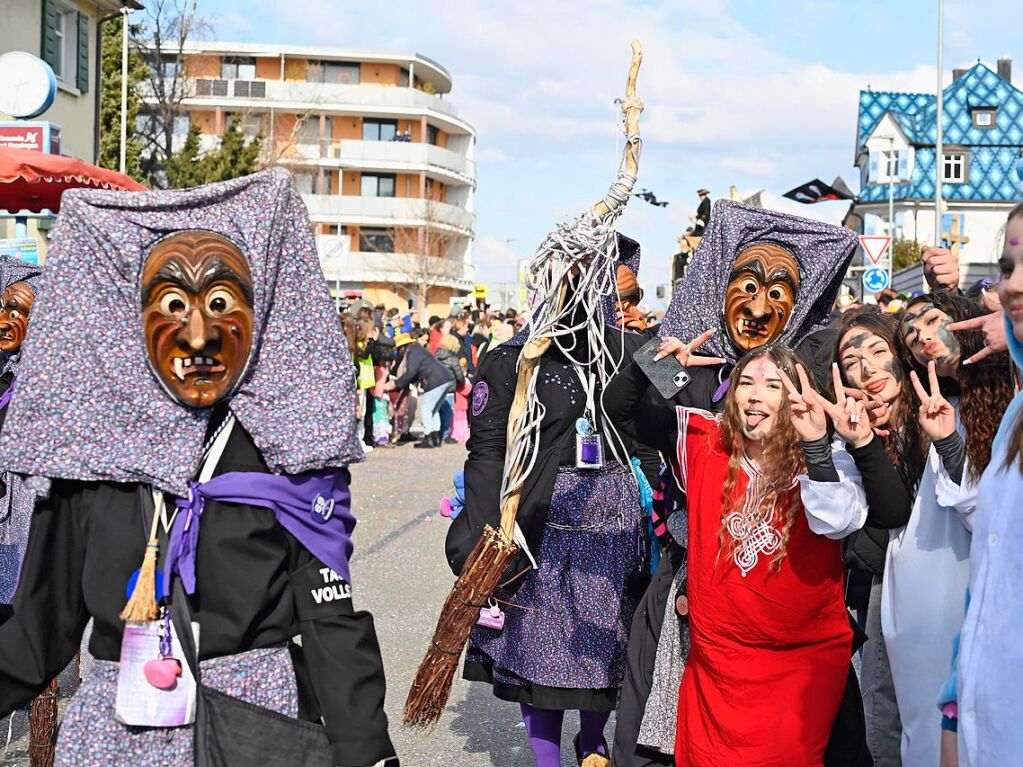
[933,432,966,486]
[847,437,915,530]
[0,482,89,715]
[393,347,421,390]
[289,548,397,767]
[604,353,678,458]
[445,350,515,576]
[802,436,840,482]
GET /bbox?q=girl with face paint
[858,292,1017,767]
[828,307,928,765]
[618,344,878,767]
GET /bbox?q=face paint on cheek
[881,357,904,381]
[936,320,962,366]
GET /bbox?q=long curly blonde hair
[717,345,808,572]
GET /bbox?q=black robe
[0,412,397,767]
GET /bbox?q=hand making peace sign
[654,328,728,366]
[909,360,957,442]
[778,364,829,442]
[779,363,873,447]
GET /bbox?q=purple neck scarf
[0,379,16,411]
[164,469,355,596]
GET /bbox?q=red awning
[0,146,146,214]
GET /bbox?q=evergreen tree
[98,16,147,181]
[164,118,263,189]
[162,123,205,188]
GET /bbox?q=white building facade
[151,42,476,315]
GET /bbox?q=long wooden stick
[403,42,645,730]
[498,41,643,539]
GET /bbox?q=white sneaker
[363,444,374,453]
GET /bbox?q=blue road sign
[863,266,890,293]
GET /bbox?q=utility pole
[118,6,130,174]
[888,135,896,285]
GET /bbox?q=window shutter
[76,11,89,92]
[897,151,908,180]
[40,0,59,72]
[868,151,878,182]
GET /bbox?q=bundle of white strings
[498,116,642,520]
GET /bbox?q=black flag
[782,177,855,204]
[633,188,669,207]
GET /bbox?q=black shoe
[414,436,434,449]
[443,436,458,445]
[398,433,418,443]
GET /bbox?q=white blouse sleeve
[798,440,869,540]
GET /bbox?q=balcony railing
[275,139,474,184]
[316,236,475,290]
[276,139,475,182]
[156,79,472,129]
[303,195,475,236]
[261,80,462,119]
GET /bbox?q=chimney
[998,57,1012,83]
[953,68,968,82]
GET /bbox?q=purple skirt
[466,464,643,708]
[55,645,297,767]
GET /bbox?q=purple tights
[519,703,609,766]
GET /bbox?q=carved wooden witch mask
[723,243,800,352]
[0,282,35,354]
[141,230,255,408]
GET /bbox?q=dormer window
[972,108,997,128]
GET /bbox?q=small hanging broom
[403,40,646,728]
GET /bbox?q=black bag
[169,579,333,767]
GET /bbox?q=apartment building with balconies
[147,42,476,314]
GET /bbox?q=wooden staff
[28,677,58,767]
[403,40,644,729]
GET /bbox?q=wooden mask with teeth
[141,230,255,408]
[0,282,35,354]
[723,243,800,352]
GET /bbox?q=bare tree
[383,200,470,309]
[133,0,211,184]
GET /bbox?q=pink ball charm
[144,657,182,689]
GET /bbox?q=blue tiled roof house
[850,59,1022,288]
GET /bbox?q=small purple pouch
[476,604,505,631]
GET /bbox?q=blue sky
[193,0,1020,305]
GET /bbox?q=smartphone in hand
[634,336,692,399]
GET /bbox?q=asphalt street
[2,439,606,766]
[351,440,608,767]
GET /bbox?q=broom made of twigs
[403,40,645,729]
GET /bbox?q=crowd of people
[0,165,1020,767]
[336,302,662,452]
[446,199,1023,767]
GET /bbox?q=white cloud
[471,235,525,283]
[202,0,981,296]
